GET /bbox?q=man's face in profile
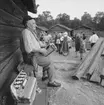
[27,19,37,30]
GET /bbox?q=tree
[71,17,81,29]
[97,16,104,30]
[37,11,54,28]
[56,13,70,21]
[81,12,93,27]
[55,13,71,27]
[93,12,104,24]
[92,12,104,30]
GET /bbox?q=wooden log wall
[0,0,38,104]
[0,24,24,93]
[0,3,25,97]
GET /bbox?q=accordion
[10,70,37,105]
[45,43,57,56]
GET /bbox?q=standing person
[79,35,85,60]
[74,33,85,60]
[21,15,61,87]
[89,32,99,48]
[56,33,61,53]
[42,32,49,46]
[39,36,47,48]
[82,33,87,52]
[67,35,72,50]
[61,32,69,56]
[60,32,64,54]
[58,33,62,54]
[54,32,58,50]
[74,33,81,57]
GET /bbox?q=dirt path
[47,48,104,105]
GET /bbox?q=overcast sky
[28,0,104,20]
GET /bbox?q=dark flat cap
[22,15,34,26]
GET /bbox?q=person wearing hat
[61,32,69,56]
[21,15,61,87]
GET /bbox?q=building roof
[21,0,38,13]
[48,24,72,32]
[37,26,48,31]
[74,25,93,30]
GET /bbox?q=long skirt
[61,41,69,53]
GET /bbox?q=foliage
[81,12,92,26]
[36,11,104,31]
[36,11,54,28]
[55,13,71,27]
[71,18,81,28]
[93,12,104,24]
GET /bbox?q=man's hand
[40,48,47,56]
[39,41,46,48]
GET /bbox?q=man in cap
[20,15,61,87]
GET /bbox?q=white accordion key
[11,70,37,105]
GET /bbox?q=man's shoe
[47,81,61,87]
[42,76,48,81]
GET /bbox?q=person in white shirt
[67,35,72,49]
[89,32,99,48]
[61,32,69,55]
[21,15,61,87]
[43,33,52,45]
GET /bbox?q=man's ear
[26,21,30,28]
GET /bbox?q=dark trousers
[57,44,61,53]
[91,43,95,48]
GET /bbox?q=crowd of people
[74,32,99,60]
[54,32,72,55]
[39,30,99,60]
[39,31,73,56]
[20,15,99,88]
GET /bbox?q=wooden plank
[90,57,104,85]
[0,41,20,64]
[0,18,23,92]
[90,64,101,83]
[0,0,26,20]
[0,25,23,45]
[101,68,104,86]
[0,24,23,64]
[0,9,24,27]
[0,48,22,90]
[87,40,104,76]
[9,0,25,20]
[101,49,104,57]
[72,38,104,80]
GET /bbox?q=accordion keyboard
[11,70,37,105]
